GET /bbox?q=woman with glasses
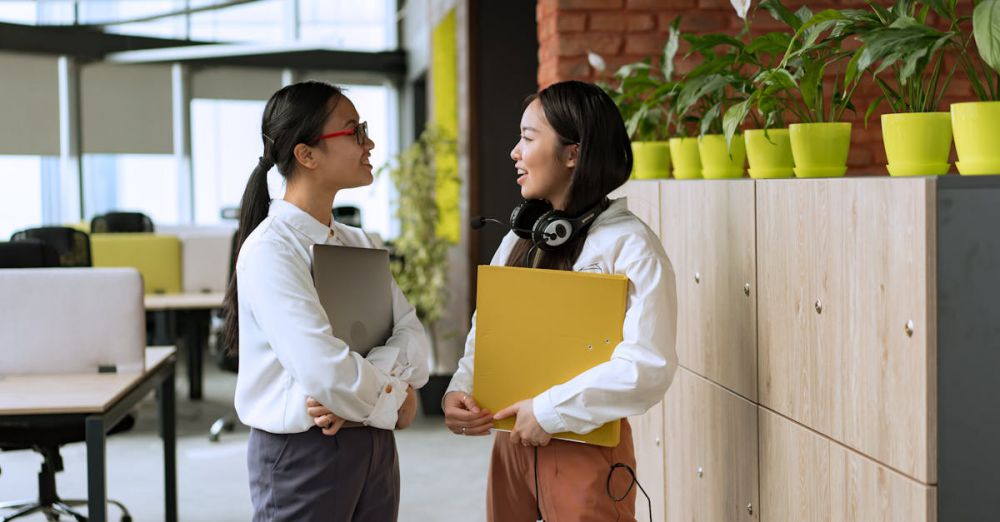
[222,80,429,522]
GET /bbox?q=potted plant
[381,126,458,415]
[591,19,681,180]
[746,2,862,178]
[848,0,964,176]
[674,32,755,179]
[952,0,1000,175]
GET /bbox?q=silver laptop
[310,244,393,355]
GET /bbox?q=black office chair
[332,205,362,228]
[209,232,241,442]
[0,240,60,268]
[10,227,92,267]
[90,212,154,233]
[0,249,134,521]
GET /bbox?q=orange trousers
[486,420,637,522]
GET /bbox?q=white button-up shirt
[235,199,430,433]
[447,198,678,435]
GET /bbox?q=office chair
[90,212,155,233]
[209,232,241,442]
[332,205,362,228]
[10,227,92,267]
[0,265,136,521]
[0,240,59,269]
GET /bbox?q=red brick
[625,33,669,55]
[557,12,587,32]
[558,33,622,57]
[590,13,628,32]
[627,14,657,31]
[847,146,873,168]
[674,11,729,32]
[537,0,558,19]
[558,0,623,9]
[538,14,558,42]
[627,0,696,8]
[557,57,594,81]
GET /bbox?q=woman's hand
[306,397,345,436]
[494,399,552,447]
[396,386,417,430]
[443,391,493,436]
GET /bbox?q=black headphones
[508,198,608,252]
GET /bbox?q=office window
[0,1,39,24]
[298,0,392,50]
[190,0,285,43]
[191,84,396,239]
[0,156,43,239]
[83,155,179,226]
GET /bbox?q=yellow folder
[473,265,629,447]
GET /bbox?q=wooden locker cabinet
[757,179,935,482]
[614,180,667,522]
[759,408,936,522]
[664,368,759,522]
[660,180,757,401]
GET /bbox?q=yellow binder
[473,265,629,447]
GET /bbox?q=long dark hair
[223,81,345,356]
[506,80,632,270]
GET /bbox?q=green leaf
[700,103,721,136]
[900,48,929,84]
[760,0,802,30]
[864,94,886,127]
[723,98,753,149]
[974,0,1000,75]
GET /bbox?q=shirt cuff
[532,390,567,435]
[363,376,408,430]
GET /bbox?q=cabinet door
[831,178,935,482]
[759,407,832,522]
[664,368,759,521]
[661,180,757,400]
[757,180,845,436]
[830,443,937,522]
[758,179,935,482]
[630,403,666,522]
[615,180,663,236]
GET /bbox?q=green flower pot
[669,137,702,179]
[789,122,852,178]
[631,141,671,179]
[951,101,1000,176]
[698,134,746,179]
[881,112,952,176]
[745,128,793,179]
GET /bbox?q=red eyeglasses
[318,121,369,146]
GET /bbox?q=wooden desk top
[144,292,225,311]
[0,347,176,415]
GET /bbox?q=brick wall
[536,0,979,176]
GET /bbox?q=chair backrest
[333,206,362,228]
[91,233,182,294]
[178,230,234,293]
[91,212,155,233]
[0,268,146,374]
[0,240,60,268]
[11,226,92,267]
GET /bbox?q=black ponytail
[223,81,344,356]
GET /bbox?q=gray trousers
[248,426,399,522]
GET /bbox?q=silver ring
[461,426,467,435]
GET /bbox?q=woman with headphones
[443,80,678,521]
[223,80,429,521]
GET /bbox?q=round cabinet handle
[743,283,751,297]
[815,299,823,314]
[905,320,915,337]
[694,272,701,284]
[747,503,754,516]
[697,467,703,478]
[655,437,661,447]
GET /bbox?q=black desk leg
[159,371,178,522]
[85,416,108,522]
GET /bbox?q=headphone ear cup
[510,200,552,240]
[534,210,573,250]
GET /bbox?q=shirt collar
[268,199,335,244]
[590,197,628,230]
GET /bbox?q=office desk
[145,292,224,400]
[0,347,178,522]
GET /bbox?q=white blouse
[234,199,429,433]
[447,198,678,435]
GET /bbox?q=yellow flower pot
[789,122,852,178]
[669,137,702,179]
[745,128,793,179]
[631,141,671,179]
[881,112,952,176]
[698,134,746,179]
[951,101,1000,176]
